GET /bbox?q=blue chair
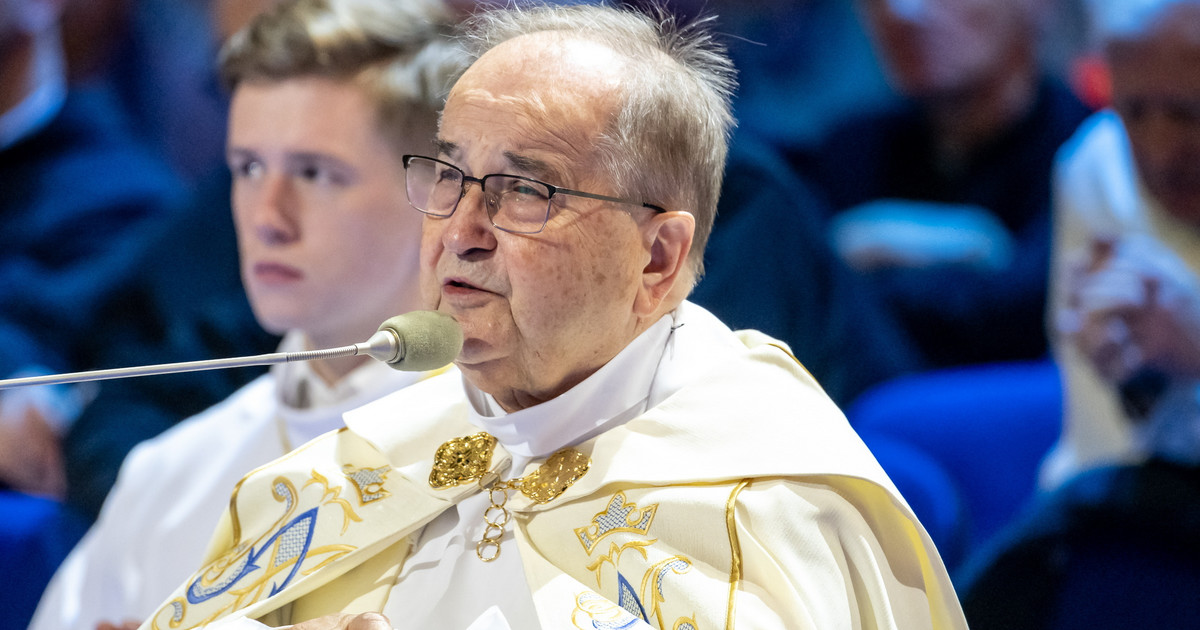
[0,491,89,629]
[847,359,1063,571]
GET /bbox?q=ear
[634,211,695,317]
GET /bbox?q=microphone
[0,310,463,390]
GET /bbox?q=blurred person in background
[58,0,285,529]
[798,0,1093,369]
[29,0,464,628]
[959,2,1200,627]
[1039,0,1200,489]
[0,1,184,625]
[786,0,1096,572]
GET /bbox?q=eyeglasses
[401,155,666,234]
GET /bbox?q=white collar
[463,301,735,473]
[272,330,424,447]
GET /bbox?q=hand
[829,199,1014,271]
[1062,235,1200,384]
[286,613,393,630]
[0,395,66,498]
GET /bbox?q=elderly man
[140,4,965,629]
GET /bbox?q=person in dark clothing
[0,1,185,627]
[691,132,921,406]
[793,0,1093,369]
[0,1,183,499]
[959,459,1200,630]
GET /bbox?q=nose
[245,174,299,246]
[437,180,498,257]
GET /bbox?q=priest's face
[420,34,656,411]
[227,76,425,349]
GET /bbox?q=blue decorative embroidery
[616,573,648,623]
[185,507,318,604]
[655,559,690,598]
[575,492,657,553]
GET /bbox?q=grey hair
[457,2,737,276]
[1085,0,1200,42]
[220,0,468,153]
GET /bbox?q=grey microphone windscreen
[377,311,463,371]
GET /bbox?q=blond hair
[220,0,466,152]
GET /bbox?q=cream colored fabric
[31,331,423,630]
[141,306,965,629]
[139,373,506,629]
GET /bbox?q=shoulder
[119,374,277,475]
[1055,110,1140,227]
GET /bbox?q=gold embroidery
[342,464,392,504]
[225,428,349,546]
[429,432,497,489]
[641,556,693,629]
[571,590,642,629]
[470,445,591,562]
[151,475,358,630]
[585,540,655,586]
[575,491,658,554]
[522,447,591,503]
[725,479,750,630]
[304,469,363,534]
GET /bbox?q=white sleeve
[29,441,162,630]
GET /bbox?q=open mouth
[444,277,486,293]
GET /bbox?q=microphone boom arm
[0,329,402,390]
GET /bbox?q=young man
[29,1,464,628]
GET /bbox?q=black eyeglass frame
[401,154,667,234]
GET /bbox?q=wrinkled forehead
[443,33,626,146]
[468,31,626,97]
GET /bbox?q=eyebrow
[504,152,564,184]
[432,138,459,159]
[431,138,567,185]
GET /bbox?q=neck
[302,330,375,386]
[923,57,1038,168]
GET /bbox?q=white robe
[1042,109,1200,489]
[142,303,966,630]
[30,331,427,630]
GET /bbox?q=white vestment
[142,303,966,630]
[1041,110,1200,489]
[30,331,427,630]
